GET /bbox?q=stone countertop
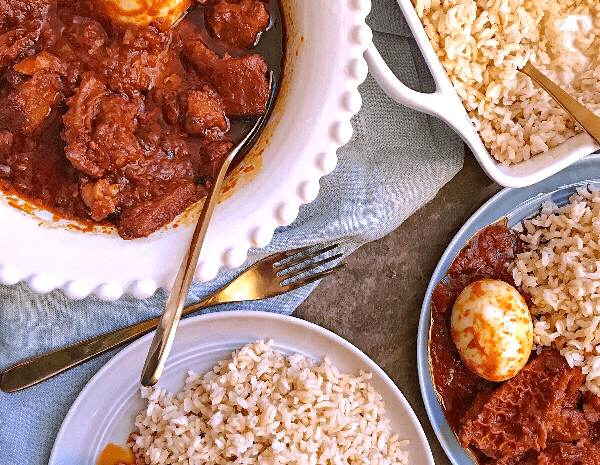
[293,149,502,465]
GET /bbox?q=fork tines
[275,243,345,289]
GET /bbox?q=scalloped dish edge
[0,0,373,300]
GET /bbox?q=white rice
[131,340,410,464]
[412,0,600,165]
[513,187,600,395]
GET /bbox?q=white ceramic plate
[49,310,434,465]
[365,1,598,188]
[0,0,372,300]
[417,153,600,464]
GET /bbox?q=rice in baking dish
[131,340,410,464]
[513,187,600,396]
[412,0,600,165]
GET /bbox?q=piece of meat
[62,73,109,177]
[13,51,66,76]
[125,109,195,189]
[546,373,591,442]
[154,73,185,125]
[184,86,229,136]
[65,19,107,54]
[117,181,197,239]
[100,26,173,95]
[547,407,590,442]
[181,36,220,72]
[0,0,52,34]
[193,141,233,183]
[59,20,109,93]
[9,71,63,133]
[91,93,144,168]
[460,350,587,463]
[0,24,40,68]
[0,1,50,66]
[206,0,270,49]
[537,438,600,465]
[80,178,120,221]
[183,37,269,116]
[63,73,144,177]
[212,53,268,116]
[207,54,269,116]
[583,390,600,423]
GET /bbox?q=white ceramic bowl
[365,0,598,188]
[0,0,372,300]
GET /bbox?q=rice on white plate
[513,186,600,395]
[412,0,600,165]
[131,340,410,464]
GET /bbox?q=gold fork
[0,243,344,393]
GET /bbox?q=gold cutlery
[0,243,344,393]
[520,60,600,146]
[140,73,276,386]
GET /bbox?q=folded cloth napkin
[0,0,463,462]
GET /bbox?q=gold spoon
[520,60,600,146]
[140,73,276,386]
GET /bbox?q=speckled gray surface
[294,151,503,465]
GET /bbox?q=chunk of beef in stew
[0,0,52,68]
[205,0,270,49]
[460,350,596,464]
[182,37,270,116]
[0,0,281,239]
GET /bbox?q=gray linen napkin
[0,0,464,462]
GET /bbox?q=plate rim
[417,152,600,465]
[50,310,434,465]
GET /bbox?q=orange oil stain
[222,178,238,194]
[97,443,135,465]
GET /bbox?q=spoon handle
[139,147,235,386]
[140,73,275,386]
[0,295,219,393]
[520,61,600,146]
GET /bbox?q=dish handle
[364,43,476,139]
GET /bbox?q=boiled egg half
[451,279,533,382]
[101,0,191,27]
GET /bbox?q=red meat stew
[429,224,600,464]
[0,0,284,238]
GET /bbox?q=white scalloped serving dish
[0,0,372,301]
[365,1,598,188]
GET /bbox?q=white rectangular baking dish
[364,0,599,188]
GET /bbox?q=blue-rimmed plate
[417,153,600,464]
